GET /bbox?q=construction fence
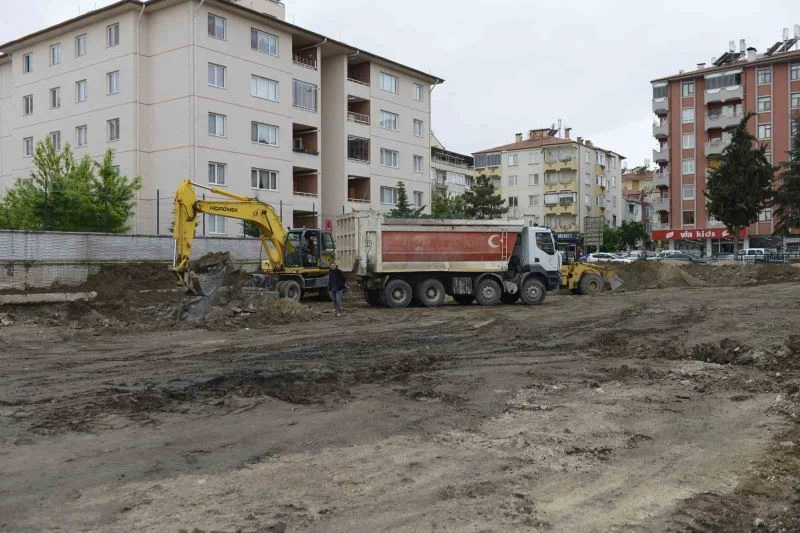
[0,230,265,290]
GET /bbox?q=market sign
[651,228,747,240]
[554,232,580,242]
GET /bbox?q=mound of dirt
[611,261,705,291]
[78,263,175,300]
[610,261,800,291]
[199,296,321,330]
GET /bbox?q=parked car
[654,251,710,264]
[585,252,635,264]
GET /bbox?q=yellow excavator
[171,179,335,300]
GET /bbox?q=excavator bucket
[606,273,624,291]
[183,271,206,296]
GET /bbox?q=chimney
[697,62,705,70]
[747,47,757,60]
[564,127,572,139]
[577,136,584,144]
[515,132,523,143]
[585,140,593,146]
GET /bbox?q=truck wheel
[475,278,502,306]
[365,289,381,306]
[500,292,519,304]
[416,279,446,307]
[520,278,546,305]
[453,295,473,305]
[384,279,412,308]
[279,279,303,302]
[274,280,286,295]
[578,273,605,296]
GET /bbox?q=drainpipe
[135,3,145,233]
[427,83,437,213]
[191,0,207,183]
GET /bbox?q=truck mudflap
[546,271,561,291]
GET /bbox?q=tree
[387,181,423,218]
[0,140,142,232]
[706,113,774,255]
[618,220,647,249]
[601,225,621,252]
[431,186,467,219]
[773,116,800,236]
[463,174,508,219]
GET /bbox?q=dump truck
[335,212,562,308]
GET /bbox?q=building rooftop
[473,128,624,158]
[652,45,800,83]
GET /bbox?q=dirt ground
[1,262,800,532]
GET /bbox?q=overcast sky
[2,0,799,166]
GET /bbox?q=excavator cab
[284,229,335,269]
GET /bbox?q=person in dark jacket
[328,262,346,316]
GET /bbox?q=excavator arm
[171,179,289,288]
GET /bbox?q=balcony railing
[653,147,669,163]
[704,85,743,105]
[347,111,370,125]
[652,98,668,115]
[292,55,317,70]
[348,197,370,203]
[705,112,742,130]
[705,137,731,157]
[347,77,370,87]
[293,190,319,197]
[653,121,669,138]
[653,171,669,188]
[651,197,670,212]
[293,147,319,155]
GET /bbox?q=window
[528,195,539,207]
[474,153,501,168]
[412,83,423,101]
[681,107,694,123]
[682,210,695,225]
[379,110,398,130]
[584,173,591,185]
[380,148,399,168]
[528,173,539,185]
[251,75,278,101]
[75,34,87,57]
[208,112,226,137]
[757,96,771,112]
[107,118,119,142]
[413,155,424,173]
[682,159,695,174]
[413,119,423,137]
[208,162,226,185]
[380,72,398,93]
[76,79,87,102]
[508,153,519,166]
[22,53,32,73]
[508,175,519,186]
[107,23,119,47]
[251,121,278,146]
[792,64,800,81]
[585,193,591,205]
[49,131,61,152]
[251,168,278,190]
[766,152,772,165]
[23,137,33,157]
[757,123,771,139]
[292,80,317,111]
[681,81,694,97]
[75,125,87,147]
[381,186,398,205]
[508,196,519,208]
[756,68,771,85]
[682,185,695,200]
[596,152,606,165]
[23,94,33,115]
[347,136,369,161]
[49,87,61,109]
[208,13,226,39]
[705,71,741,90]
[206,214,225,234]
[682,133,694,149]
[107,70,119,94]
[111,165,120,174]
[50,43,61,66]
[585,151,590,163]
[413,191,423,208]
[208,63,225,88]
[791,93,800,109]
[529,151,540,164]
[251,28,278,56]
[758,208,772,222]
[652,85,667,99]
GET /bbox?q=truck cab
[511,227,562,291]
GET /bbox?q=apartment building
[650,33,800,254]
[0,0,441,236]
[472,128,625,234]
[430,132,474,197]
[622,164,654,236]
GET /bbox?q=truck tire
[475,278,502,306]
[274,280,286,295]
[416,278,446,307]
[519,278,546,305]
[578,273,605,296]
[365,289,381,306]
[384,279,412,308]
[279,279,303,302]
[453,295,473,305]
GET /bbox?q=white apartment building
[472,128,625,233]
[0,0,441,236]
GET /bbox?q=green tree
[601,225,621,252]
[91,150,142,232]
[387,181,423,218]
[463,174,508,219]
[773,116,800,236]
[431,186,467,219]
[706,113,774,255]
[618,220,647,249]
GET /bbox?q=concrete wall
[0,230,264,289]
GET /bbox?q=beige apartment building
[472,128,625,233]
[430,132,474,198]
[0,0,441,236]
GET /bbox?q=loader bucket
[606,274,624,291]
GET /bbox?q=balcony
[544,157,578,171]
[347,111,370,125]
[293,124,319,169]
[651,222,670,231]
[347,61,371,100]
[653,147,669,163]
[653,171,670,188]
[292,53,317,71]
[704,85,743,105]
[653,121,669,139]
[705,137,731,157]
[293,168,319,198]
[651,196,670,212]
[652,98,668,115]
[347,175,371,204]
[705,112,742,130]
